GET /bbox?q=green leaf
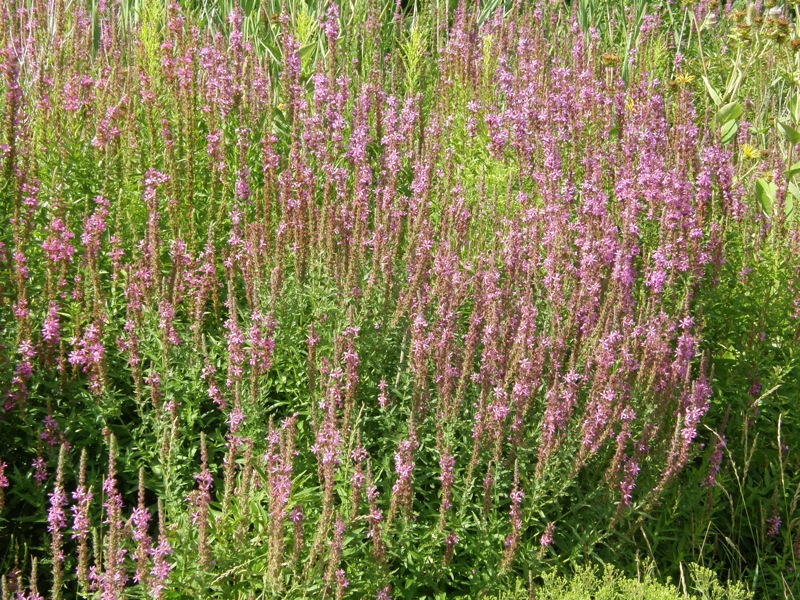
[755,178,776,215]
[724,61,744,99]
[702,76,722,106]
[787,182,799,217]
[792,93,800,125]
[787,161,800,179]
[716,101,742,125]
[777,120,800,144]
[299,41,317,63]
[721,120,738,144]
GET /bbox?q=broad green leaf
[777,120,800,144]
[715,101,742,125]
[755,178,775,214]
[299,41,317,63]
[787,161,800,178]
[721,119,738,144]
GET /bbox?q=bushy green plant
[496,563,752,600]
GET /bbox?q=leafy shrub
[497,563,751,600]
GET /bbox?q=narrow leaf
[702,76,722,106]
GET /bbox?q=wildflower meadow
[0,0,798,597]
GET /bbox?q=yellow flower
[673,72,695,86]
[741,143,761,160]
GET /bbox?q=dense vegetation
[0,0,798,597]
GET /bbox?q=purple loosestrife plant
[365,463,385,563]
[148,501,172,600]
[388,425,418,526]
[540,523,555,549]
[188,432,212,569]
[264,414,298,582]
[438,447,455,529]
[0,0,795,595]
[71,450,92,593]
[89,436,128,599]
[501,463,524,572]
[47,445,68,599]
[131,469,152,587]
[31,456,47,486]
[0,458,8,512]
[325,515,348,599]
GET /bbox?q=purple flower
[767,515,781,538]
[439,449,455,512]
[47,482,68,536]
[704,436,727,487]
[377,379,389,409]
[620,457,640,506]
[71,484,93,541]
[41,303,61,345]
[32,456,47,485]
[131,505,152,584]
[540,522,555,548]
[68,322,105,394]
[248,311,277,375]
[376,587,392,600]
[158,301,180,347]
[90,459,128,599]
[444,531,459,564]
[501,463,525,570]
[49,449,69,589]
[289,505,305,524]
[40,416,63,447]
[149,534,172,599]
[322,3,339,43]
[81,196,110,258]
[390,433,418,518]
[42,218,75,264]
[224,317,246,385]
